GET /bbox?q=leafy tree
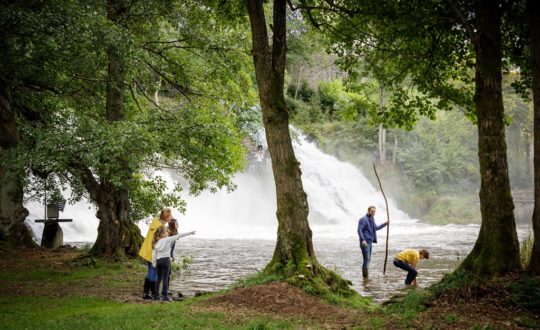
[299,0,522,277]
[487,0,540,275]
[245,0,353,295]
[397,112,479,193]
[1,0,254,256]
[525,0,540,276]
[286,12,329,101]
[0,0,92,246]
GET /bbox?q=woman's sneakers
[161,296,173,302]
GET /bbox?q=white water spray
[24,134,479,249]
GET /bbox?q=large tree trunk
[91,182,141,257]
[0,80,35,247]
[527,0,540,275]
[246,0,352,294]
[0,165,34,247]
[459,0,520,276]
[88,0,142,258]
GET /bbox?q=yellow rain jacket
[396,249,420,266]
[139,218,163,262]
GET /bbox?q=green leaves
[317,79,375,122]
[1,0,257,223]
[395,111,479,192]
[303,0,477,128]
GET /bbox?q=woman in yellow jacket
[393,249,430,287]
[139,208,172,300]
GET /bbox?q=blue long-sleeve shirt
[357,214,387,244]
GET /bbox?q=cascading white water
[24,133,480,251]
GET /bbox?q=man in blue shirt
[357,206,389,279]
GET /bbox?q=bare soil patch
[203,282,372,328]
[414,279,540,329]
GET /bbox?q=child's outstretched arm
[176,231,196,240]
[164,231,196,243]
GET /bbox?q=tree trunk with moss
[85,176,142,257]
[87,0,142,258]
[459,0,520,276]
[527,0,540,275]
[0,80,35,247]
[246,0,353,295]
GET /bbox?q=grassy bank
[0,295,304,329]
[1,246,537,329]
[0,247,376,329]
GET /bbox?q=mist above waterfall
[25,134,469,245]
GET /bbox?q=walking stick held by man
[373,163,390,275]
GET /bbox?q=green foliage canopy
[1,0,257,221]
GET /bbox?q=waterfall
[24,134,477,248]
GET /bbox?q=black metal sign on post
[34,195,72,249]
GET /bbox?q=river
[25,134,529,302]
[169,226,479,303]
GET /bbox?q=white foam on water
[24,133,480,246]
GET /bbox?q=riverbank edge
[0,246,537,329]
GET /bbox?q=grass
[0,253,304,330]
[1,247,537,329]
[0,259,141,288]
[229,271,284,290]
[520,229,534,269]
[384,290,429,322]
[0,296,300,330]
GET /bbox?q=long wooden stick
[373,163,390,275]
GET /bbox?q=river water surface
[25,134,530,303]
[171,223,486,303]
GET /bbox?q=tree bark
[88,0,142,258]
[246,0,352,294]
[527,0,540,275]
[0,80,35,247]
[90,181,142,257]
[459,0,520,276]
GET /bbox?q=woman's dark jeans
[393,259,417,285]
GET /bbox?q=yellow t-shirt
[396,249,420,265]
[138,218,163,262]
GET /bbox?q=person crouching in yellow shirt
[393,249,429,287]
[139,208,172,300]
